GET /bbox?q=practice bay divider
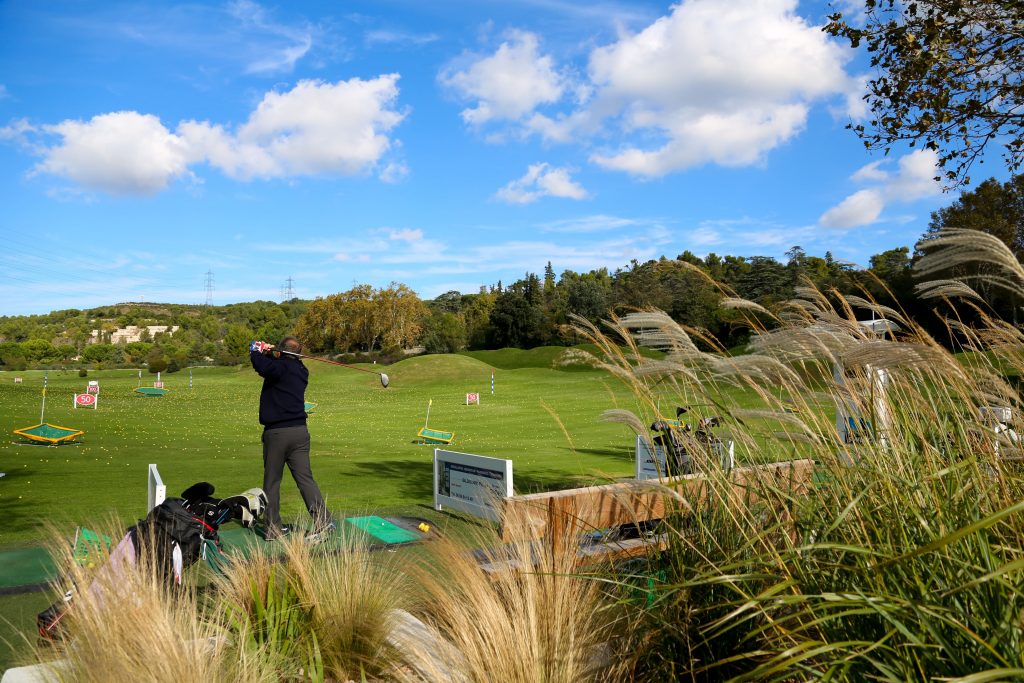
[431,448,814,566]
[498,459,815,566]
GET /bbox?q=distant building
[90,325,179,344]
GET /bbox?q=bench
[493,459,815,567]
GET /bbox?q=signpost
[86,380,99,394]
[74,393,98,409]
[465,392,480,406]
[433,449,513,522]
[147,463,166,513]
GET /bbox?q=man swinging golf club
[250,336,334,542]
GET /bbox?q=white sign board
[636,435,670,481]
[74,393,98,409]
[635,434,735,479]
[433,449,512,522]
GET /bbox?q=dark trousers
[262,425,331,533]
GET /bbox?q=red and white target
[466,392,480,406]
[153,381,164,389]
[74,393,97,409]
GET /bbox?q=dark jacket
[250,349,308,430]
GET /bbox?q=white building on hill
[90,325,179,344]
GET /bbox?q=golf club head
[380,373,390,388]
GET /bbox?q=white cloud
[444,1,860,176]
[379,161,409,183]
[440,30,567,125]
[387,228,423,242]
[334,253,371,263]
[888,148,942,200]
[496,163,588,204]
[819,189,885,229]
[228,0,314,74]
[584,0,853,176]
[689,226,723,246]
[540,214,640,233]
[365,29,440,46]
[819,149,941,228]
[36,112,191,195]
[29,76,406,194]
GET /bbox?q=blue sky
[0,0,1003,316]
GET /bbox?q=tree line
[1,172,1021,369]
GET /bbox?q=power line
[284,276,295,300]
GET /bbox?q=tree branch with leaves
[826,1,1024,186]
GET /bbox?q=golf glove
[250,340,272,353]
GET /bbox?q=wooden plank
[500,459,813,544]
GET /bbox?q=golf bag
[651,420,691,476]
[37,483,266,642]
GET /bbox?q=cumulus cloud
[819,189,885,229]
[35,112,191,195]
[819,149,941,228]
[496,163,588,204]
[440,30,567,125]
[584,0,853,175]
[445,1,860,176]
[26,76,406,195]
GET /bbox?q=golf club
[269,348,390,388]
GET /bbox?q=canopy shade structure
[135,387,168,397]
[13,423,84,444]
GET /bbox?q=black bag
[129,498,209,580]
[38,484,231,642]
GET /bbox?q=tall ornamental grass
[579,228,1024,681]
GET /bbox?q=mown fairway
[0,352,648,546]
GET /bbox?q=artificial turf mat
[346,515,419,544]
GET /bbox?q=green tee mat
[0,547,57,593]
[416,427,455,444]
[345,515,420,544]
[0,517,430,592]
[12,423,85,444]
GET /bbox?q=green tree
[123,342,154,364]
[20,339,58,364]
[0,342,27,370]
[924,175,1024,259]
[826,2,1024,185]
[420,311,467,353]
[921,175,1024,320]
[82,343,114,364]
[223,324,254,359]
[146,347,168,374]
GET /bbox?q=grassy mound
[458,344,662,371]
[386,353,496,384]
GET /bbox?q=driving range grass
[0,352,675,546]
[0,349,813,674]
